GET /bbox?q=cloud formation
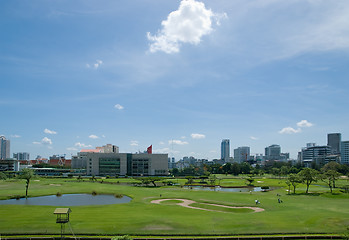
[75,142,92,148]
[250,136,258,140]
[191,133,206,139]
[169,139,189,145]
[147,0,224,53]
[44,128,57,134]
[279,119,314,134]
[33,137,53,145]
[130,140,139,146]
[10,134,21,138]
[86,60,103,69]
[89,134,99,139]
[279,127,301,134]
[297,120,313,128]
[114,104,124,110]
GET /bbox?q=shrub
[106,175,110,179]
[92,190,98,196]
[56,192,62,197]
[261,186,270,192]
[114,193,123,198]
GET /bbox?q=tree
[288,173,301,194]
[321,162,341,188]
[0,172,7,180]
[139,177,161,187]
[246,175,254,186]
[321,170,340,193]
[280,166,290,177]
[18,168,35,199]
[285,180,291,194]
[209,175,216,185]
[231,163,240,176]
[298,168,319,194]
[271,168,281,178]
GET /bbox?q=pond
[0,194,132,206]
[183,186,266,192]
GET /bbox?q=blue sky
[1,0,349,160]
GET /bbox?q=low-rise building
[72,152,168,176]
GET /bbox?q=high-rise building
[301,145,332,167]
[233,146,250,163]
[0,136,10,160]
[265,144,281,161]
[341,141,349,165]
[327,133,341,155]
[221,139,230,162]
[13,152,30,161]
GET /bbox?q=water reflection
[0,194,132,206]
[183,186,263,192]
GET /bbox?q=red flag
[147,145,152,154]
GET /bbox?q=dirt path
[150,198,264,213]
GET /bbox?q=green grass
[189,202,254,213]
[0,177,348,235]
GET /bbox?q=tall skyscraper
[0,136,10,160]
[234,146,250,163]
[327,133,341,155]
[221,139,230,162]
[341,141,349,165]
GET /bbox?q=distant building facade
[341,141,349,165]
[72,152,168,176]
[233,146,250,163]
[301,144,332,167]
[328,133,341,155]
[265,144,281,161]
[13,152,30,161]
[0,136,10,160]
[221,139,230,162]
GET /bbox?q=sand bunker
[151,198,264,213]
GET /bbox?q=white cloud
[33,137,53,145]
[191,133,206,139]
[10,134,21,138]
[44,128,57,134]
[89,134,99,139]
[147,0,225,53]
[114,104,124,110]
[250,136,258,140]
[87,60,103,69]
[41,137,52,145]
[75,142,92,148]
[159,141,165,145]
[278,127,301,134]
[297,120,313,128]
[102,135,106,138]
[181,136,186,139]
[169,139,189,145]
[130,140,139,146]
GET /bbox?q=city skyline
[1,0,349,160]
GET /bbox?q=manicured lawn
[0,177,348,235]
